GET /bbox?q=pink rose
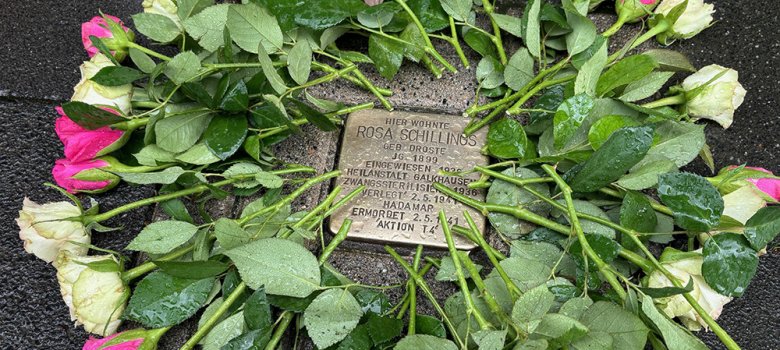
[52,159,119,194]
[83,333,143,350]
[82,15,135,61]
[744,167,780,201]
[55,107,126,163]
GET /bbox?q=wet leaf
[553,94,594,150]
[127,220,199,254]
[204,114,248,160]
[395,334,458,350]
[658,172,724,232]
[486,168,551,238]
[702,233,758,297]
[487,118,528,159]
[743,206,780,250]
[620,191,657,233]
[124,271,215,328]
[304,288,363,348]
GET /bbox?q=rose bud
[52,158,121,194]
[653,0,715,44]
[646,248,732,331]
[55,107,128,163]
[55,251,128,336]
[83,328,168,350]
[742,167,780,202]
[142,0,182,31]
[82,15,135,61]
[16,198,88,263]
[681,64,746,129]
[616,0,658,23]
[72,53,133,114]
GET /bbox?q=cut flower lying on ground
[13,1,780,350]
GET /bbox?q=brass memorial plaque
[330,109,488,249]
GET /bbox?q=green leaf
[435,253,482,282]
[524,0,542,58]
[616,156,678,190]
[115,166,187,185]
[127,220,199,254]
[365,313,403,344]
[90,66,145,86]
[200,311,245,350]
[511,284,555,334]
[505,48,535,91]
[567,126,654,193]
[153,260,230,280]
[132,13,181,43]
[486,168,551,238]
[515,339,550,350]
[204,115,248,160]
[164,51,201,85]
[596,55,658,96]
[658,172,724,232]
[395,334,458,350]
[337,325,372,350]
[176,143,221,165]
[183,4,229,52]
[354,288,391,315]
[244,286,272,330]
[304,288,364,348]
[564,5,596,56]
[440,0,471,21]
[155,110,213,153]
[226,3,283,53]
[476,57,505,89]
[640,295,709,350]
[60,101,126,130]
[493,13,523,37]
[257,44,287,94]
[415,315,446,338]
[578,301,648,350]
[638,278,694,298]
[288,40,313,85]
[129,48,157,74]
[574,36,608,96]
[570,234,621,267]
[587,115,640,150]
[487,118,528,159]
[225,238,321,297]
[472,329,507,350]
[219,80,250,112]
[620,191,657,233]
[642,49,696,72]
[464,29,497,59]
[214,218,251,250]
[533,313,588,347]
[491,257,552,291]
[744,207,780,250]
[222,329,273,350]
[407,0,449,32]
[289,99,337,131]
[357,3,400,28]
[553,94,594,150]
[293,0,367,30]
[124,271,215,328]
[702,233,759,297]
[510,241,576,277]
[369,34,405,79]
[178,0,213,20]
[619,72,675,102]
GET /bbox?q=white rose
[16,198,88,263]
[143,0,182,30]
[655,0,715,41]
[647,249,732,331]
[60,253,128,336]
[71,53,133,114]
[681,64,746,129]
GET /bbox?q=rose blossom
[681,64,746,129]
[16,198,88,263]
[82,15,135,61]
[55,106,126,163]
[654,0,715,43]
[72,53,133,114]
[52,158,120,194]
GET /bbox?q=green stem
[506,75,575,115]
[311,61,393,96]
[408,245,423,335]
[394,0,457,73]
[628,19,670,51]
[619,248,654,273]
[464,103,508,136]
[238,171,341,225]
[130,101,159,109]
[540,165,626,300]
[598,187,674,217]
[449,17,470,68]
[440,212,491,330]
[180,282,248,350]
[641,94,686,109]
[128,42,171,61]
[350,66,394,110]
[121,244,195,282]
[385,246,465,349]
[481,0,507,65]
[319,219,351,265]
[111,117,150,131]
[394,263,433,320]
[463,211,522,298]
[283,65,358,98]
[602,17,626,37]
[264,311,295,350]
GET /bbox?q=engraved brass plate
[330,109,488,249]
